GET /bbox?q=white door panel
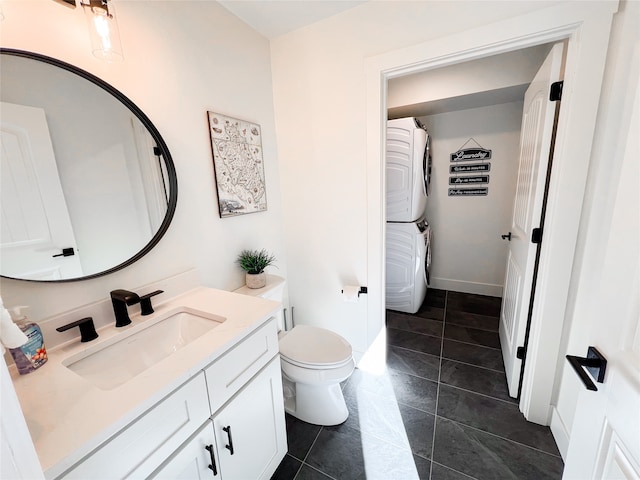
[499,43,564,397]
[0,102,82,279]
[563,69,640,479]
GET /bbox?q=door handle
[52,247,75,257]
[566,346,607,391]
[501,232,512,241]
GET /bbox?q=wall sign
[449,175,489,185]
[450,148,492,162]
[448,187,488,197]
[450,163,491,173]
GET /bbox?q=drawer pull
[223,426,234,455]
[205,444,218,476]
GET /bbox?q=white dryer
[386,117,432,222]
[385,218,431,314]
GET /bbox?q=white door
[0,102,82,280]
[562,73,640,480]
[150,421,221,479]
[499,43,564,398]
[213,357,286,480]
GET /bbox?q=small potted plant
[236,249,276,289]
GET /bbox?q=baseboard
[549,407,570,460]
[429,277,503,297]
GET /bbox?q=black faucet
[110,289,140,327]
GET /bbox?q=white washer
[386,117,432,222]
[385,218,431,314]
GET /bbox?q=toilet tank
[234,274,288,331]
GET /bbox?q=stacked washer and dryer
[385,117,433,314]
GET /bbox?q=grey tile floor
[271,289,564,480]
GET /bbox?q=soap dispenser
[8,306,48,374]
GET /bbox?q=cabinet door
[213,356,286,480]
[60,373,210,479]
[150,421,220,480]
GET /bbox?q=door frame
[365,1,618,425]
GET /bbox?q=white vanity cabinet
[56,318,286,480]
[152,357,286,479]
[58,374,211,479]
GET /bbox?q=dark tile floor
[271,289,564,480]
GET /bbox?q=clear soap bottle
[8,306,48,374]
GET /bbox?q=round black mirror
[0,49,177,282]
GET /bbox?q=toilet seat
[279,325,352,368]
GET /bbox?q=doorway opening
[366,4,616,429]
[383,41,565,402]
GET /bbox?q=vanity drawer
[205,317,278,412]
[59,373,209,480]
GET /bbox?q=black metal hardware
[139,290,164,315]
[223,426,234,455]
[110,289,140,327]
[54,0,76,8]
[153,146,162,156]
[516,346,526,360]
[205,445,217,476]
[340,287,368,297]
[550,81,564,101]
[52,247,75,258]
[501,232,512,241]
[566,346,607,391]
[531,228,543,244]
[56,317,99,342]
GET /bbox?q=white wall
[420,101,523,296]
[0,1,287,322]
[271,1,563,356]
[388,46,550,115]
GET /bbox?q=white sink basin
[63,308,225,390]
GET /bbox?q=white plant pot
[246,272,266,289]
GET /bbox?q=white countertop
[9,287,280,479]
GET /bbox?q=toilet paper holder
[341,286,368,297]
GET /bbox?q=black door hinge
[550,81,563,101]
[516,346,526,360]
[153,146,162,156]
[531,227,543,244]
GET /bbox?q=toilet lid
[279,325,352,366]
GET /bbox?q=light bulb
[92,9,112,52]
[83,1,123,62]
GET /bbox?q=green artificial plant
[236,249,277,274]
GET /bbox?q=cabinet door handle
[205,445,218,476]
[222,425,234,455]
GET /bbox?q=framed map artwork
[207,112,267,217]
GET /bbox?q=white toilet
[234,275,355,426]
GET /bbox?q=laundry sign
[449,175,489,185]
[450,163,491,173]
[448,187,488,197]
[450,148,492,162]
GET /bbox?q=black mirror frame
[0,48,178,283]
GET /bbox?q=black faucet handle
[139,290,164,316]
[56,317,99,343]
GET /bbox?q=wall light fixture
[80,0,123,62]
